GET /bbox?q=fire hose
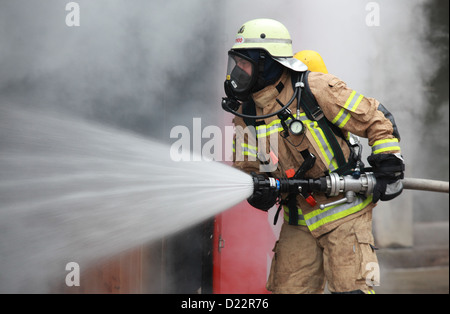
[252,173,449,210]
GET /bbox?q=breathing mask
[225,49,284,102]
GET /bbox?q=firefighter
[223,18,404,294]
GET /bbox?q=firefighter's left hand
[372,177,403,202]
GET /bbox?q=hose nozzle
[251,173,327,197]
[252,173,280,194]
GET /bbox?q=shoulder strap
[295,71,350,173]
[241,99,257,127]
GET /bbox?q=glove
[367,153,405,203]
[247,173,279,211]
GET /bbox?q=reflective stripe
[243,38,292,44]
[283,196,372,229]
[332,91,364,128]
[345,131,351,141]
[256,119,284,137]
[241,143,258,157]
[345,91,364,112]
[371,138,401,154]
[283,206,306,226]
[283,196,372,231]
[232,139,258,157]
[304,196,372,231]
[305,120,338,171]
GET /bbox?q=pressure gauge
[289,119,305,135]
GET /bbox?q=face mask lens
[226,52,255,93]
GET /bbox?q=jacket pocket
[327,76,342,87]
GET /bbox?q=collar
[251,69,289,109]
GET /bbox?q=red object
[305,194,317,207]
[285,168,296,178]
[213,201,280,294]
[269,151,279,165]
[213,116,282,294]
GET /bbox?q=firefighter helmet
[231,18,307,72]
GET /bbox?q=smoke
[2,0,445,188]
[0,0,447,293]
[0,0,224,138]
[0,0,229,294]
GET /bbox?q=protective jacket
[232,69,401,237]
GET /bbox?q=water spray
[0,105,254,293]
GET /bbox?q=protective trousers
[266,210,379,294]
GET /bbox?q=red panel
[213,201,280,294]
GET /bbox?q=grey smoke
[0,0,225,138]
[0,0,448,293]
[1,0,228,294]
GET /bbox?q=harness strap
[294,71,358,176]
[297,72,347,167]
[242,100,257,128]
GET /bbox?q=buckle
[310,108,324,121]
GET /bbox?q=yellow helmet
[231,18,307,72]
[294,50,328,74]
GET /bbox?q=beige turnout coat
[232,69,401,237]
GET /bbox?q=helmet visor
[226,50,257,94]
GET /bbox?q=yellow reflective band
[305,122,339,171]
[372,138,401,154]
[241,143,257,150]
[241,151,257,157]
[256,119,284,137]
[332,91,364,128]
[283,205,307,226]
[344,91,357,108]
[240,142,257,157]
[344,91,364,112]
[339,114,351,128]
[304,196,373,231]
[345,131,351,141]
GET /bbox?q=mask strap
[255,50,266,88]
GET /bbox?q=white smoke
[0,0,447,293]
[0,0,224,138]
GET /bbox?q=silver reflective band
[305,196,367,227]
[243,38,292,44]
[371,141,400,154]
